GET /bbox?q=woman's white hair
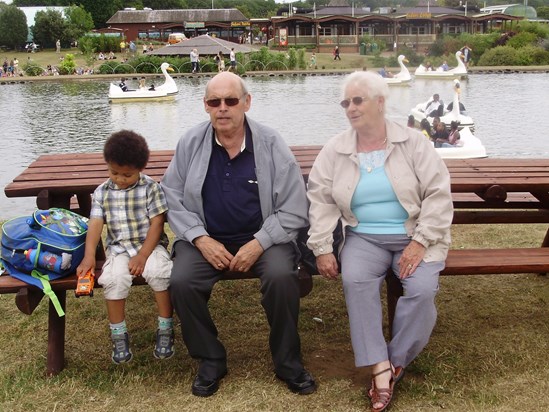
[341,71,389,102]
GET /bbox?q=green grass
[1,223,549,411]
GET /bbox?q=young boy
[77,130,174,364]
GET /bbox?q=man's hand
[229,239,264,272]
[194,235,234,270]
[316,254,339,279]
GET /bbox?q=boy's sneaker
[154,328,175,360]
[111,332,133,364]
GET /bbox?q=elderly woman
[306,71,453,412]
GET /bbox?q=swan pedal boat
[411,79,475,131]
[414,51,468,80]
[108,62,178,103]
[434,126,486,159]
[384,55,411,86]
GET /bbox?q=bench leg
[46,290,66,377]
[298,269,313,298]
[385,271,403,339]
[541,229,549,276]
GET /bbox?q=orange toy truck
[75,270,95,297]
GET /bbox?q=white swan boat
[434,126,487,159]
[108,62,178,103]
[384,55,411,86]
[410,79,475,131]
[414,51,468,80]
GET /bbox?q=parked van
[168,33,186,44]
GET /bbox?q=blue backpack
[1,208,88,316]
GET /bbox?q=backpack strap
[31,269,65,317]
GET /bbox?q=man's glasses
[205,96,244,108]
[340,96,370,109]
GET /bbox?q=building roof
[149,34,254,56]
[107,9,247,24]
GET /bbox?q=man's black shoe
[191,371,226,397]
[277,370,317,395]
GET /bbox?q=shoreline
[1,65,549,84]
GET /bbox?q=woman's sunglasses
[340,96,370,109]
[205,96,243,108]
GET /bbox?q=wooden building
[106,8,250,44]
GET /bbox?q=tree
[0,5,28,49]
[64,5,94,45]
[144,0,188,8]
[32,9,65,49]
[77,0,123,28]
[538,6,549,19]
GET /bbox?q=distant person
[120,40,126,54]
[76,130,175,364]
[446,101,466,113]
[143,43,147,54]
[215,51,225,72]
[13,57,19,76]
[139,77,146,89]
[460,45,472,68]
[333,45,341,61]
[419,118,432,139]
[119,78,128,92]
[407,114,416,128]
[439,61,449,71]
[129,41,137,55]
[433,122,450,148]
[56,39,61,53]
[190,48,199,73]
[425,94,444,117]
[424,61,433,71]
[229,47,236,72]
[310,52,317,69]
[379,66,393,78]
[148,43,154,52]
[431,116,441,139]
[445,121,461,147]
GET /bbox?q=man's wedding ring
[407,264,413,268]
[218,263,223,268]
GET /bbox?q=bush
[516,45,549,65]
[514,21,549,39]
[287,47,297,70]
[78,34,120,53]
[506,31,538,49]
[297,48,306,70]
[58,53,76,75]
[22,62,43,76]
[477,46,521,66]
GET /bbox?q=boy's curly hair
[103,130,150,170]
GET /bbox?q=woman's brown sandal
[368,367,395,412]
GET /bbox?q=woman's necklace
[358,149,386,173]
[357,137,388,173]
[358,137,387,153]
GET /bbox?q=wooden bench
[3,151,549,375]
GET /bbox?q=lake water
[1,72,549,219]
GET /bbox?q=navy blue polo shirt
[202,125,262,243]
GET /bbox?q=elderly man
[161,72,316,397]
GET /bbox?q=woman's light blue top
[350,150,408,234]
